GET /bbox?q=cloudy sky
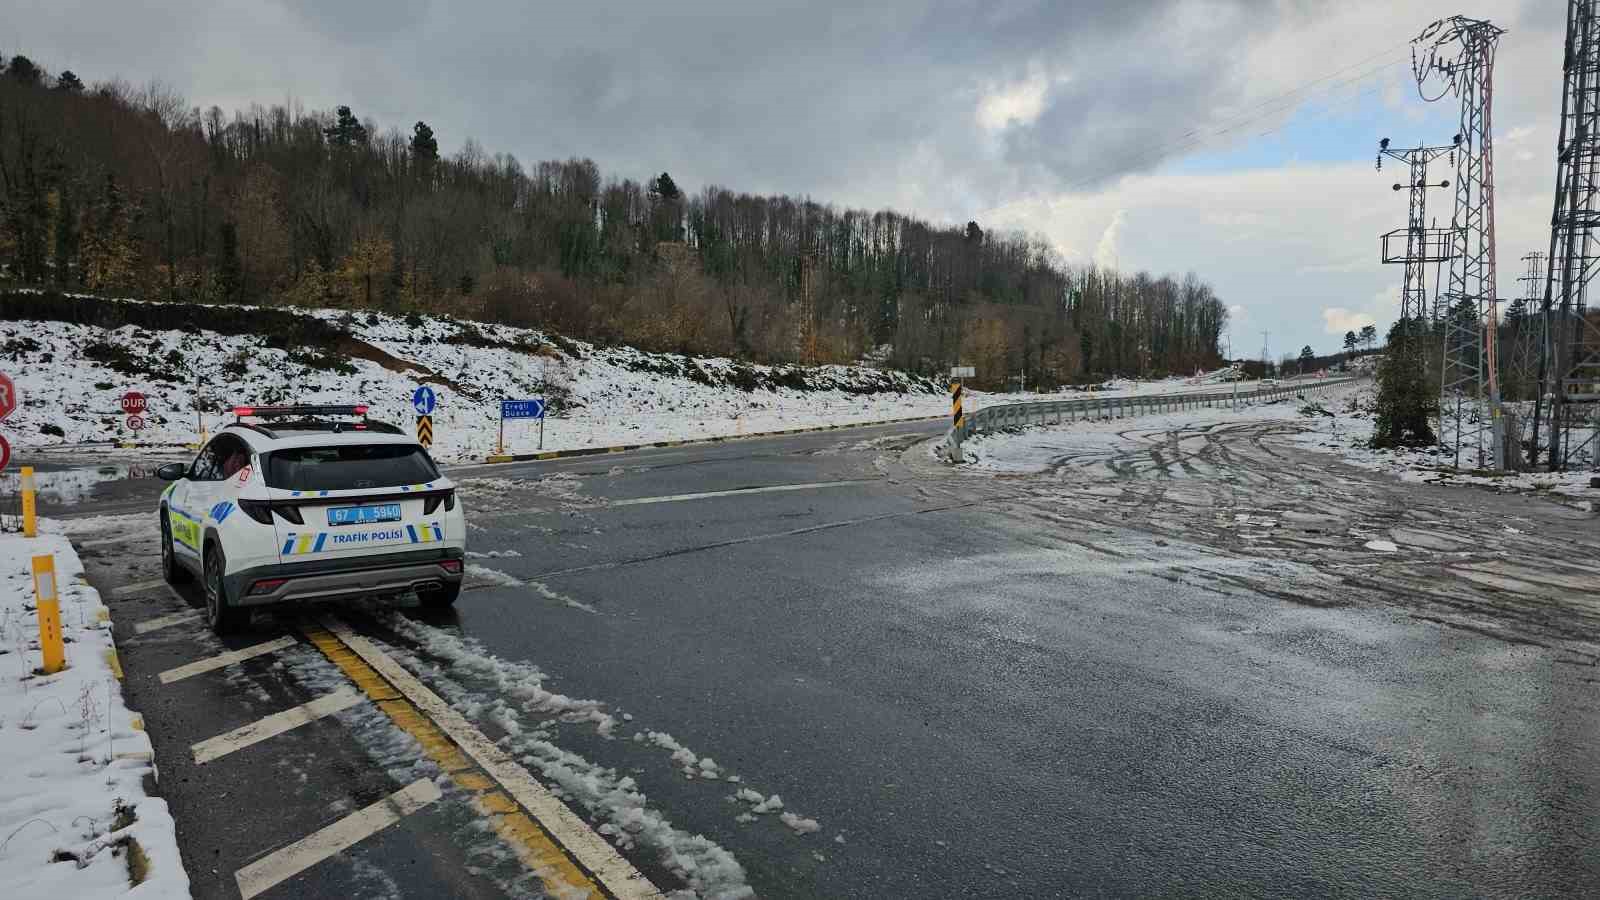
[11,0,1567,357]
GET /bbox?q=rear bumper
[225,546,465,607]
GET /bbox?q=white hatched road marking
[192,689,365,765]
[234,777,442,900]
[157,635,298,684]
[111,577,170,598]
[609,479,877,507]
[134,610,203,634]
[319,615,661,899]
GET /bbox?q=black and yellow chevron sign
[417,414,434,448]
[951,381,964,430]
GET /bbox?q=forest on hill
[0,55,1230,389]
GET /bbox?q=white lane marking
[157,635,298,684]
[609,479,877,508]
[111,577,170,598]
[192,689,365,765]
[134,610,203,634]
[318,615,661,899]
[234,777,441,900]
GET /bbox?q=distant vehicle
[156,404,466,633]
[1260,378,1279,387]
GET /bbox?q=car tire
[160,510,190,585]
[203,543,249,634]
[418,582,461,609]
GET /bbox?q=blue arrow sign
[501,399,546,420]
[412,385,436,416]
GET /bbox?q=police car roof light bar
[232,404,370,421]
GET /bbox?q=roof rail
[232,404,369,421]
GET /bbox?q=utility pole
[1376,138,1458,442]
[1260,330,1270,378]
[1533,0,1600,471]
[1413,15,1507,469]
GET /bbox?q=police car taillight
[423,490,456,514]
[237,499,275,525]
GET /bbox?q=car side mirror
[156,462,189,481]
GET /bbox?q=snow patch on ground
[0,524,188,899]
[1,310,945,463]
[1364,540,1399,553]
[370,618,753,899]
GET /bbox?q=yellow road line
[299,621,634,899]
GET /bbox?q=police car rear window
[264,445,439,491]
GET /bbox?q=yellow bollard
[32,554,65,674]
[21,465,37,538]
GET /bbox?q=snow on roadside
[0,524,188,899]
[1283,386,1598,512]
[2,303,1323,465]
[0,312,943,464]
[962,381,1598,512]
[956,392,1322,474]
[368,614,753,899]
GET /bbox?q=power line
[1058,47,1413,195]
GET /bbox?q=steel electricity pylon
[1413,15,1507,469]
[1376,139,1458,332]
[1532,0,1600,471]
[1507,251,1548,403]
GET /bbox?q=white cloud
[976,70,1054,132]
[1093,210,1126,271]
[1322,307,1377,336]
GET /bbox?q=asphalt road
[36,415,1600,898]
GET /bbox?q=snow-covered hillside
[0,296,945,461]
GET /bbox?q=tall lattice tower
[1413,16,1507,469]
[1534,0,1600,470]
[1507,251,1547,402]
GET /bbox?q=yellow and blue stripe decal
[406,522,445,543]
[282,533,330,555]
[169,505,203,549]
[280,522,444,555]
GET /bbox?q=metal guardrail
[945,376,1367,462]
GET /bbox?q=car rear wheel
[203,544,249,634]
[418,581,461,609]
[160,511,190,584]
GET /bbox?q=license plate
[327,503,402,526]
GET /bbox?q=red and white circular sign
[120,391,148,414]
[126,414,146,432]
[0,434,10,472]
[0,372,16,421]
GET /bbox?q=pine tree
[1360,324,1378,352]
[1343,330,1358,353]
[325,106,368,147]
[651,172,680,201]
[6,55,42,86]
[410,121,438,166]
[53,70,84,93]
[1372,317,1438,448]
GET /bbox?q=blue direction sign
[501,399,546,420]
[412,385,437,416]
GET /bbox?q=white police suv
[156,404,466,633]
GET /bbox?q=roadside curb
[482,414,947,463]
